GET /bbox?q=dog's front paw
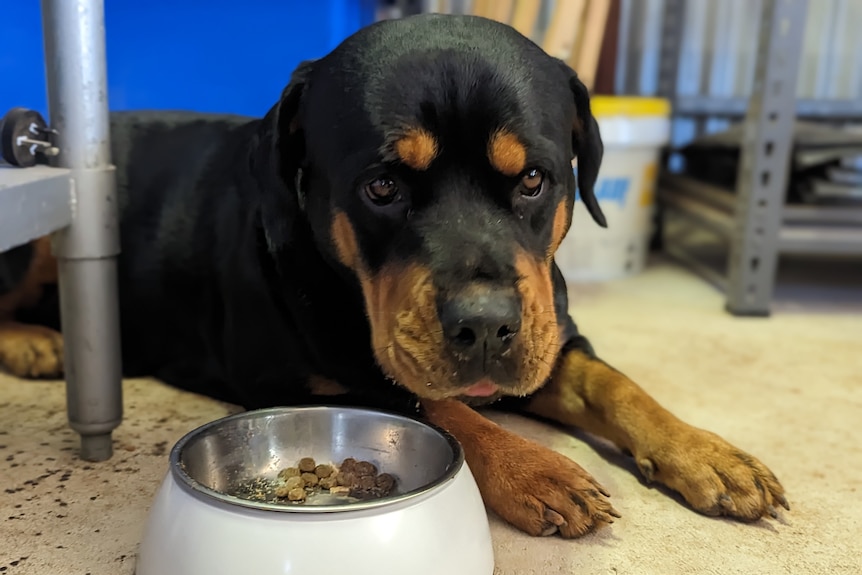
[479,433,620,538]
[0,322,65,378]
[635,424,788,521]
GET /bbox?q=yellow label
[639,162,657,207]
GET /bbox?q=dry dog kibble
[375,473,395,492]
[335,471,354,487]
[285,476,305,491]
[319,476,336,490]
[357,475,376,491]
[270,456,398,504]
[277,467,300,480]
[273,484,291,498]
[314,464,334,478]
[354,461,377,476]
[287,487,306,501]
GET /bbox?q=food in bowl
[235,455,399,505]
[137,406,495,575]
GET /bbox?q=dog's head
[261,14,604,402]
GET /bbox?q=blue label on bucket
[573,167,630,206]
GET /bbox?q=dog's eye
[365,177,400,206]
[520,168,545,197]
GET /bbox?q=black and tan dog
[0,14,786,537]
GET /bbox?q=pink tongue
[462,379,500,397]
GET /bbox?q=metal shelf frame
[656,0,862,316]
[0,0,123,461]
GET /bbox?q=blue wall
[0,1,376,119]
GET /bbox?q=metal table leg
[41,0,123,461]
[725,0,807,316]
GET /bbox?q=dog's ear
[254,59,316,251]
[563,66,606,228]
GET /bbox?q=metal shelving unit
[0,0,123,461]
[655,0,862,316]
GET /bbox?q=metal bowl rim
[168,405,466,514]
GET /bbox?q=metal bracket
[725,0,808,316]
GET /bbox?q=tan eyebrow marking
[488,129,527,176]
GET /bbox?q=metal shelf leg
[725,0,808,316]
[41,0,123,461]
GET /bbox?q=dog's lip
[461,378,500,398]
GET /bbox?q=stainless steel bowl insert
[170,406,464,513]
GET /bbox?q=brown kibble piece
[284,476,305,491]
[357,475,375,490]
[329,486,351,496]
[301,472,319,487]
[287,487,306,501]
[336,472,355,487]
[274,484,291,498]
[340,458,357,472]
[314,464,334,478]
[375,473,395,493]
[319,476,336,490]
[354,461,377,476]
[277,467,300,480]
[298,457,316,473]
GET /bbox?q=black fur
[19,14,605,413]
[0,242,33,296]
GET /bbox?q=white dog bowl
[136,406,494,575]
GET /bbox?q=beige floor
[1,257,861,575]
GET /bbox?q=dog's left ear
[253,59,316,251]
[563,65,607,228]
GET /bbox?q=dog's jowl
[0,14,785,538]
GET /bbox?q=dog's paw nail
[543,508,566,526]
[767,505,779,519]
[636,457,655,483]
[540,525,560,537]
[777,494,790,511]
[609,506,622,519]
[594,511,617,524]
[718,494,735,512]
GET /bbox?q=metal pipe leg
[41,0,123,461]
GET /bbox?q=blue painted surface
[573,168,631,207]
[0,1,376,119]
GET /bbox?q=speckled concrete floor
[1,258,861,575]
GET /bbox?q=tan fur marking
[511,250,562,394]
[0,237,63,378]
[330,211,360,270]
[488,130,527,176]
[422,398,618,538]
[548,198,570,260]
[394,127,438,171]
[359,263,450,399]
[308,375,349,396]
[528,350,789,521]
[0,237,58,319]
[0,322,64,378]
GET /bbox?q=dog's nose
[440,287,521,356]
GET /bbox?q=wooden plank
[594,0,620,94]
[542,0,587,61]
[510,0,542,37]
[573,0,612,89]
[471,0,493,18]
[488,0,515,23]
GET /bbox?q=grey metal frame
[723,0,807,315]
[0,0,122,461]
[656,0,862,316]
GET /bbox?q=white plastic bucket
[555,97,671,282]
